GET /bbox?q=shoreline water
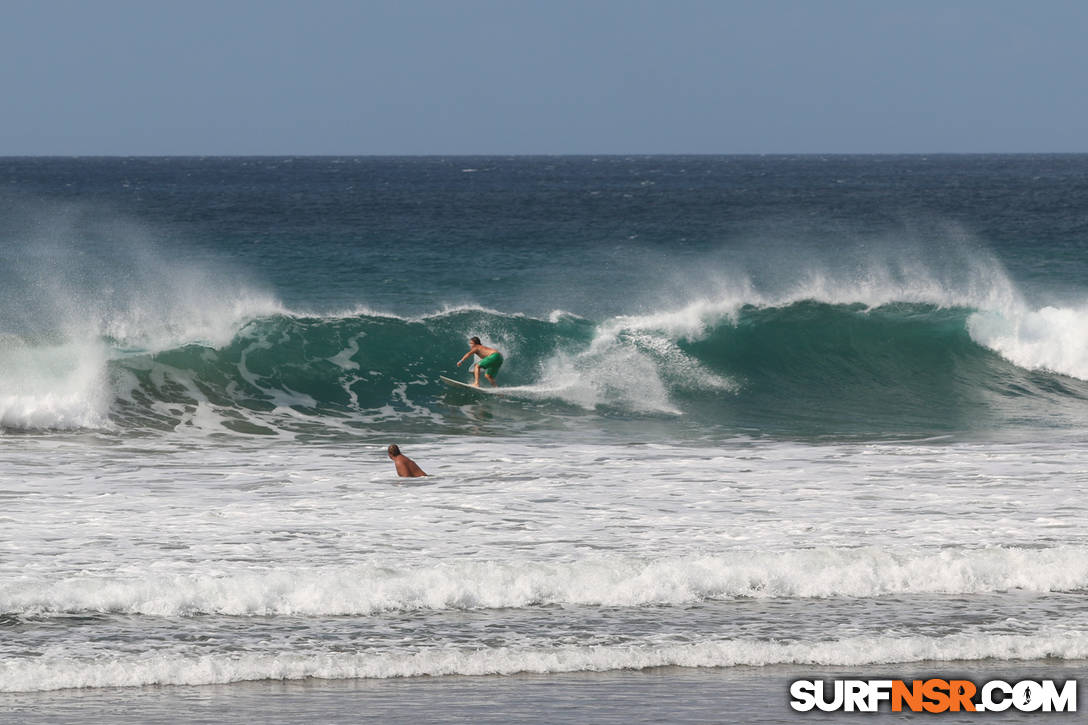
[5,662,1086,724]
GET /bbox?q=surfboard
[439,375,498,393]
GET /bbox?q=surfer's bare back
[388,444,427,477]
[456,336,503,387]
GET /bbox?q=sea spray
[0,205,281,430]
[0,336,110,429]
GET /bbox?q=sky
[2,0,1086,155]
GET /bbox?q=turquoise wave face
[677,302,1088,435]
[103,303,1088,439]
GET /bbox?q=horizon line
[4,151,1088,159]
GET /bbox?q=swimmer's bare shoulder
[387,444,427,477]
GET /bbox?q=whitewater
[1,156,1087,723]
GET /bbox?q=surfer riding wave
[457,336,503,387]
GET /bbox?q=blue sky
[3,0,1086,155]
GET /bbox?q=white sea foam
[528,301,739,413]
[7,547,1088,617]
[968,304,1088,381]
[532,347,683,413]
[4,631,1087,692]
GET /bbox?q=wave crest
[8,547,1088,617]
[6,293,1087,435]
[5,632,1088,692]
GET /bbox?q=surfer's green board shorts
[477,352,503,377]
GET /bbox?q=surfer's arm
[456,347,477,366]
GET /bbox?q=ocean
[1,155,1087,722]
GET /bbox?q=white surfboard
[439,375,500,393]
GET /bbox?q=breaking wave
[3,295,1087,437]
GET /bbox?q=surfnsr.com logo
[789,679,1077,713]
